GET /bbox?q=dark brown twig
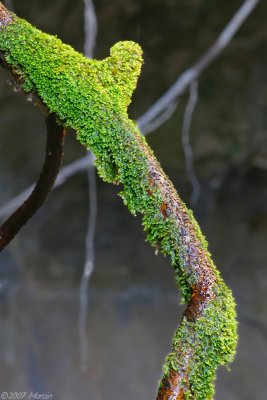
[0,114,65,251]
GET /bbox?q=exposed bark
[0,3,237,398]
[0,2,13,27]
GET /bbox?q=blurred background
[0,0,267,399]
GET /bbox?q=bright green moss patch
[162,280,237,399]
[0,14,237,400]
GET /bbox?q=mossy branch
[0,3,237,399]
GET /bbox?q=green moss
[162,280,237,399]
[0,15,237,400]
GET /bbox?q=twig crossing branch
[181,80,200,206]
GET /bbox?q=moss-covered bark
[0,3,237,399]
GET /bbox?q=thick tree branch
[0,114,65,251]
[0,0,260,219]
[0,3,237,399]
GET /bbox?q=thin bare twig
[0,114,65,251]
[141,101,178,136]
[79,151,97,372]
[0,156,90,220]
[78,0,98,372]
[137,0,260,132]
[182,80,200,205]
[83,0,97,59]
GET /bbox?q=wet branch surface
[0,2,237,399]
[0,114,65,251]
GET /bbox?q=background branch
[181,80,200,205]
[83,0,97,59]
[137,0,260,132]
[0,155,90,220]
[78,0,98,372]
[79,151,97,372]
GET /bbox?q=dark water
[1,1,267,399]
